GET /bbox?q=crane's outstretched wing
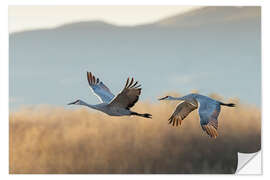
[87,72,115,103]
[199,103,221,138]
[168,101,198,126]
[109,77,141,109]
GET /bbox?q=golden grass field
[9,94,261,174]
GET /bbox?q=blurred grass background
[9,93,261,174]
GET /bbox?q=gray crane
[68,72,152,118]
[159,93,235,138]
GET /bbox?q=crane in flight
[158,93,235,138]
[68,72,152,119]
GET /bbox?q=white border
[6,0,266,6]
[1,0,269,179]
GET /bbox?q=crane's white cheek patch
[235,151,261,174]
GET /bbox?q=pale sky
[9,6,200,33]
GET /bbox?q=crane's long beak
[67,100,78,105]
[158,96,168,101]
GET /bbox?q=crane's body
[159,93,235,138]
[68,72,152,118]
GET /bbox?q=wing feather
[168,101,198,127]
[130,81,138,88]
[128,78,134,88]
[87,72,115,103]
[109,77,141,109]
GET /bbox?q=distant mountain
[155,6,260,27]
[9,6,261,110]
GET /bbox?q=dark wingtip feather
[125,78,130,88]
[89,72,93,84]
[87,72,100,85]
[128,78,134,88]
[87,72,92,84]
[168,115,173,124]
[93,75,96,84]
[130,81,138,88]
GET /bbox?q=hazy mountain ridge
[155,6,260,27]
[10,6,260,35]
[9,7,261,109]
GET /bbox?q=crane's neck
[168,95,198,107]
[78,100,99,110]
[168,96,184,101]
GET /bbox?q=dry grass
[9,94,261,174]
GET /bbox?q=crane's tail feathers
[220,102,236,107]
[131,112,152,119]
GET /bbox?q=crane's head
[68,99,83,105]
[158,96,175,101]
